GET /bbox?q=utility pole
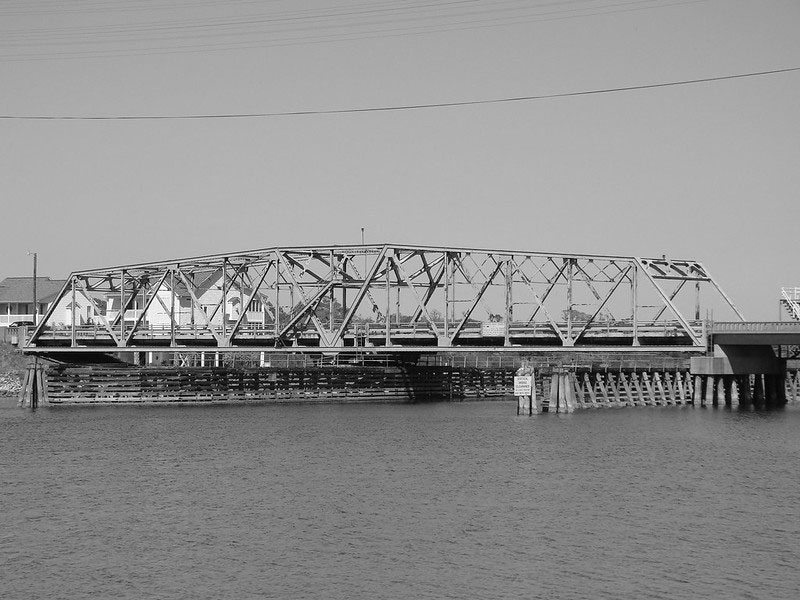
[361,227,366,285]
[28,251,37,323]
[27,251,38,408]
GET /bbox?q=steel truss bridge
[24,244,745,355]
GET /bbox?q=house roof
[0,277,68,304]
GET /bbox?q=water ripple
[2,398,800,599]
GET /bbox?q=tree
[562,308,594,322]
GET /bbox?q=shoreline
[0,342,26,396]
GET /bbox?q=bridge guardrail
[781,287,800,301]
[781,287,800,321]
[28,319,705,348]
[712,321,800,333]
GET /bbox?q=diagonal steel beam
[573,260,619,319]
[153,275,177,331]
[514,260,568,345]
[448,261,503,343]
[392,250,441,339]
[229,260,274,342]
[329,246,389,346]
[700,262,746,321]
[524,260,569,326]
[27,277,70,346]
[276,252,334,346]
[452,254,505,319]
[635,258,704,346]
[276,280,336,344]
[282,253,326,284]
[571,266,632,345]
[411,258,446,324]
[110,274,146,329]
[240,266,278,322]
[177,268,226,346]
[334,248,388,327]
[124,270,170,345]
[76,278,121,346]
[652,279,687,322]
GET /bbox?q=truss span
[25,244,744,354]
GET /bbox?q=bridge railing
[781,287,800,321]
[28,318,705,348]
[782,287,800,301]
[712,321,800,333]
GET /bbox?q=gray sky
[1,0,798,319]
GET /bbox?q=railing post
[565,258,573,346]
[119,269,125,345]
[504,257,513,347]
[443,252,450,342]
[631,261,640,346]
[385,256,391,347]
[70,276,77,347]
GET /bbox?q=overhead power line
[0,0,707,61]
[1,66,798,121]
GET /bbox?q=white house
[0,277,67,327]
[103,270,271,330]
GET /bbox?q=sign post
[514,374,535,415]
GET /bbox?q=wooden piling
[753,375,765,409]
[789,371,799,403]
[729,377,739,407]
[653,372,667,405]
[663,372,677,405]
[693,375,703,405]
[715,376,725,407]
[703,375,714,407]
[642,372,655,405]
[547,373,558,412]
[739,375,752,410]
[630,372,646,406]
[17,366,31,407]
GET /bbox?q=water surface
[2,397,799,599]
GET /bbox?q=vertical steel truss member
[27,245,743,351]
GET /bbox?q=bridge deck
[25,320,705,353]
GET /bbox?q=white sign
[481,322,506,337]
[514,376,533,396]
